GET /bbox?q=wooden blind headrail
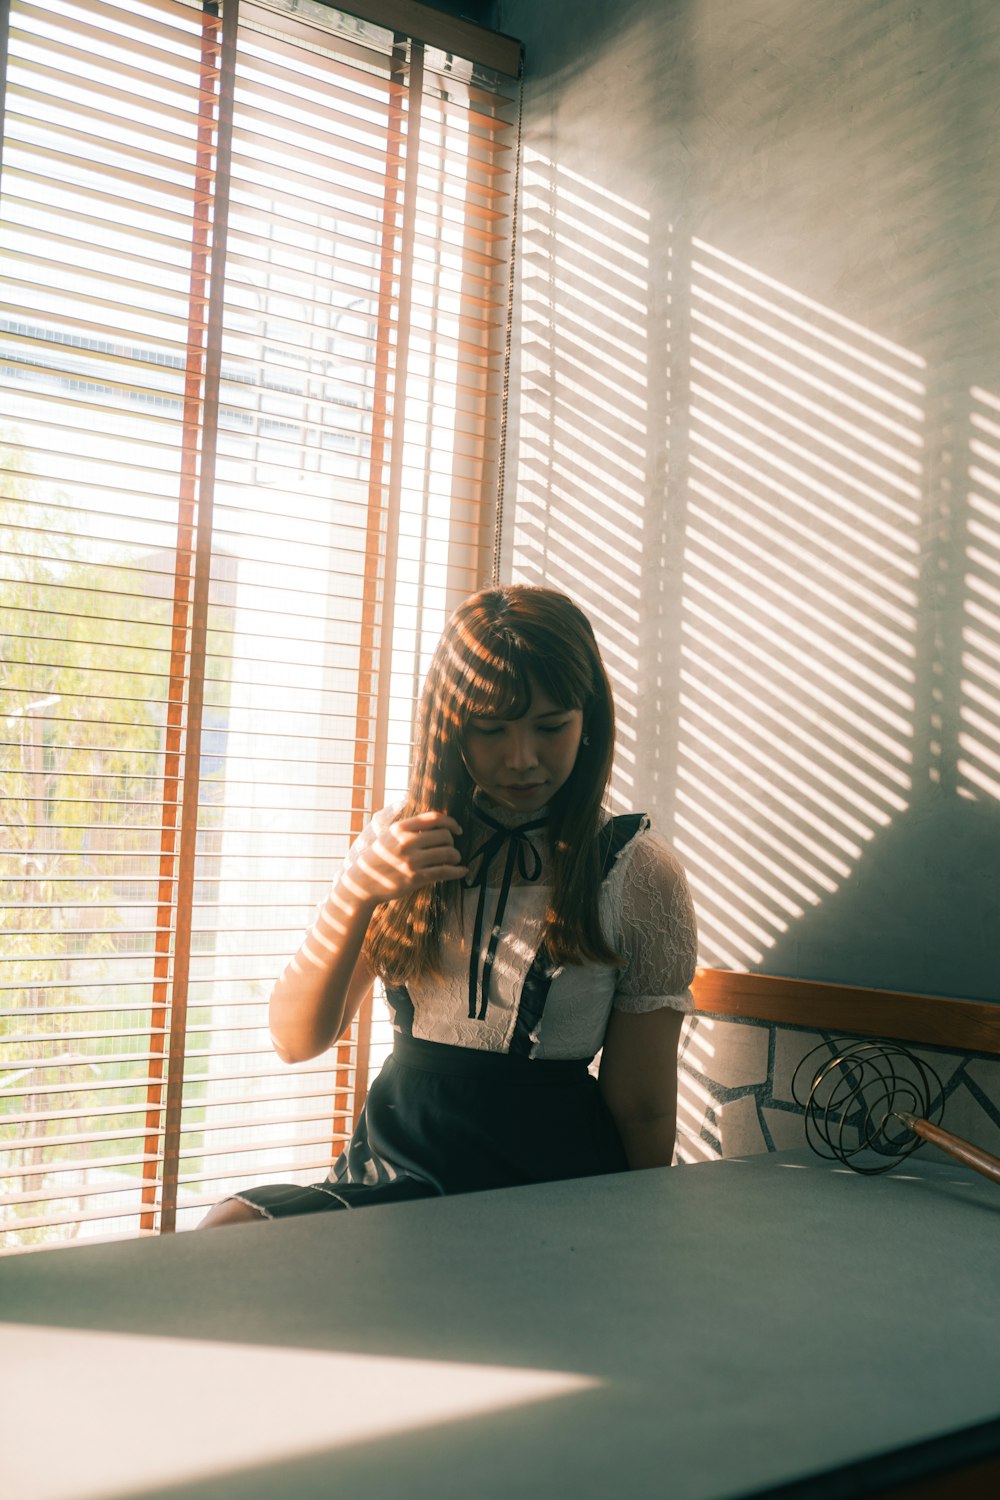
[692,969,1000,1057]
[307,0,522,77]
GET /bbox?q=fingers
[345,856,467,903]
[394,811,463,837]
[414,863,468,886]
[342,810,470,907]
[402,838,467,880]
[407,840,461,864]
[350,811,469,904]
[407,841,464,869]
[388,812,464,866]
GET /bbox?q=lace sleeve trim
[612,990,694,1015]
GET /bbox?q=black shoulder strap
[598,813,649,879]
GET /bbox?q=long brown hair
[363,585,622,981]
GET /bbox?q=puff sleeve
[611,829,698,1014]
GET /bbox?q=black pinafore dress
[230,813,644,1221]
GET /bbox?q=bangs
[526,645,591,713]
[444,623,591,723]
[464,655,534,720]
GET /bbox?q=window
[0,0,521,1250]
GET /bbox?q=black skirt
[230,1033,628,1220]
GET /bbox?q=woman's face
[463,682,584,814]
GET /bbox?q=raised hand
[270,811,467,1063]
[340,811,468,908]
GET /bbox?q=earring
[582,733,591,746]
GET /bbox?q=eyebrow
[470,706,573,723]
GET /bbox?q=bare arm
[268,884,379,1065]
[598,1005,685,1169]
[269,811,467,1065]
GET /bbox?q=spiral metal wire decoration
[791,1040,946,1175]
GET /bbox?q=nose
[504,729,539,772]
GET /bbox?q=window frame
[0,0,522,1250]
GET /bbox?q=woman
[202,585,697,1225]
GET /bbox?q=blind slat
[17,0,214,47]
[1,1058,352,1099]
[11,1,214,76]
[3,1040,315,1069]
[0,1106,341,1156]
[1,1141,341,1208]
[1,1078,355,1130]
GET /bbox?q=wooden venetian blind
[0,0,521,1250]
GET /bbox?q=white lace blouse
[337,800,698,1062]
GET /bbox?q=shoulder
[599,813,686,887]
[598,811,650,878]
[602,818,694,938]
[627,826,689,883]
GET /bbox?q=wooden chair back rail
[691,970,1000,1058]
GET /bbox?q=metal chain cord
[492,57,525,587]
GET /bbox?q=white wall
[498,0,1000,1002]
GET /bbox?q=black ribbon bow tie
[463,807,547,1021]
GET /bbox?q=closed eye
[467,719,572,737]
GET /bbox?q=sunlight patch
[1,1323,598,1500]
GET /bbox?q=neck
[471,788,552,828]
